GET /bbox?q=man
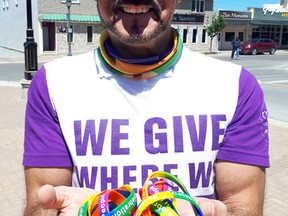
[231,36,241,60]
[23,0,269,215]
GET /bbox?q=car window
[260,39,265,43]
[246,39,258,44]
[264,39,271,43]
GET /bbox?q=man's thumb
[37,184,64,210]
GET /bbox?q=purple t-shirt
[22,49,269,197]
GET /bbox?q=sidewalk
[0,54,288,215]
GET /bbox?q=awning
[40,13,101,22]
[251,20,288,25]
[225,20,253,26]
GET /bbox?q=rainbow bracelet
[137,171,203,216]
[78,171,203,216]
[77,185,137,216]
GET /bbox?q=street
[0,51,288,123]
[212,51,288,123]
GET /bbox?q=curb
[0,80,22,87]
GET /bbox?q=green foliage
[204,15,227,52]
[205,15,227,39]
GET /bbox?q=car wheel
[269,48,276,55]
[252,48,257,55]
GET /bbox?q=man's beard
[105,22,167,45]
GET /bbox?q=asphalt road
[0,51,287,123]
[212,52,288,123]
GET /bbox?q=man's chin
[112,21,161,42]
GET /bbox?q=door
[42,22,56,52]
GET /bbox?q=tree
[205,15,227,53]
[280,0,287,7]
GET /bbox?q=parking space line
[262,80,288,84]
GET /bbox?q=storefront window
[261,25,266,31]
[267,25,271,31]
[261,32,270,38]
[251,24,286,47]
[225,32,235,42]
[281,32,288,45]
[238,32,244,42]
[252,32,260,39]
[271,32,280,44]
[253,27,260,31]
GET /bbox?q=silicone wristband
[104,186,137,216]
[78,171,203,216]
[78,185,137,216]
[147,184,177,215]
[139,171,203,216]
[137,191,202,216]
[78,194,98,216]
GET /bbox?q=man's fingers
[195,197,228,216]
[37,184,64,210]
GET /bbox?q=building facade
[1,1,288,57]
[218,1,288,50]
[0,0,215,58]
[173,0,215,52]
[38,0,102,55]
[217,10,253,50]
[250,5,288,49]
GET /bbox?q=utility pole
[66,0,72,56]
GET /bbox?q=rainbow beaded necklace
[97,29,183,80]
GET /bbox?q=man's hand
[37,185,96,215]
[176,197,228,216]
[38,185,228,216]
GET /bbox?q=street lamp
[66,0,72,56]
[23,0,38,81]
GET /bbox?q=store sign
[219,11,251,20]
[172,14,204,23]
[263,4,288,15]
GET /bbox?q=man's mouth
[112,0,161,19]
[120,4,153,14]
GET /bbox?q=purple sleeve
[22,66,72,167]
[217,67,270,167]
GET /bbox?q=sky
[214,0,281,11]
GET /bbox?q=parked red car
[239,38,277,55]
